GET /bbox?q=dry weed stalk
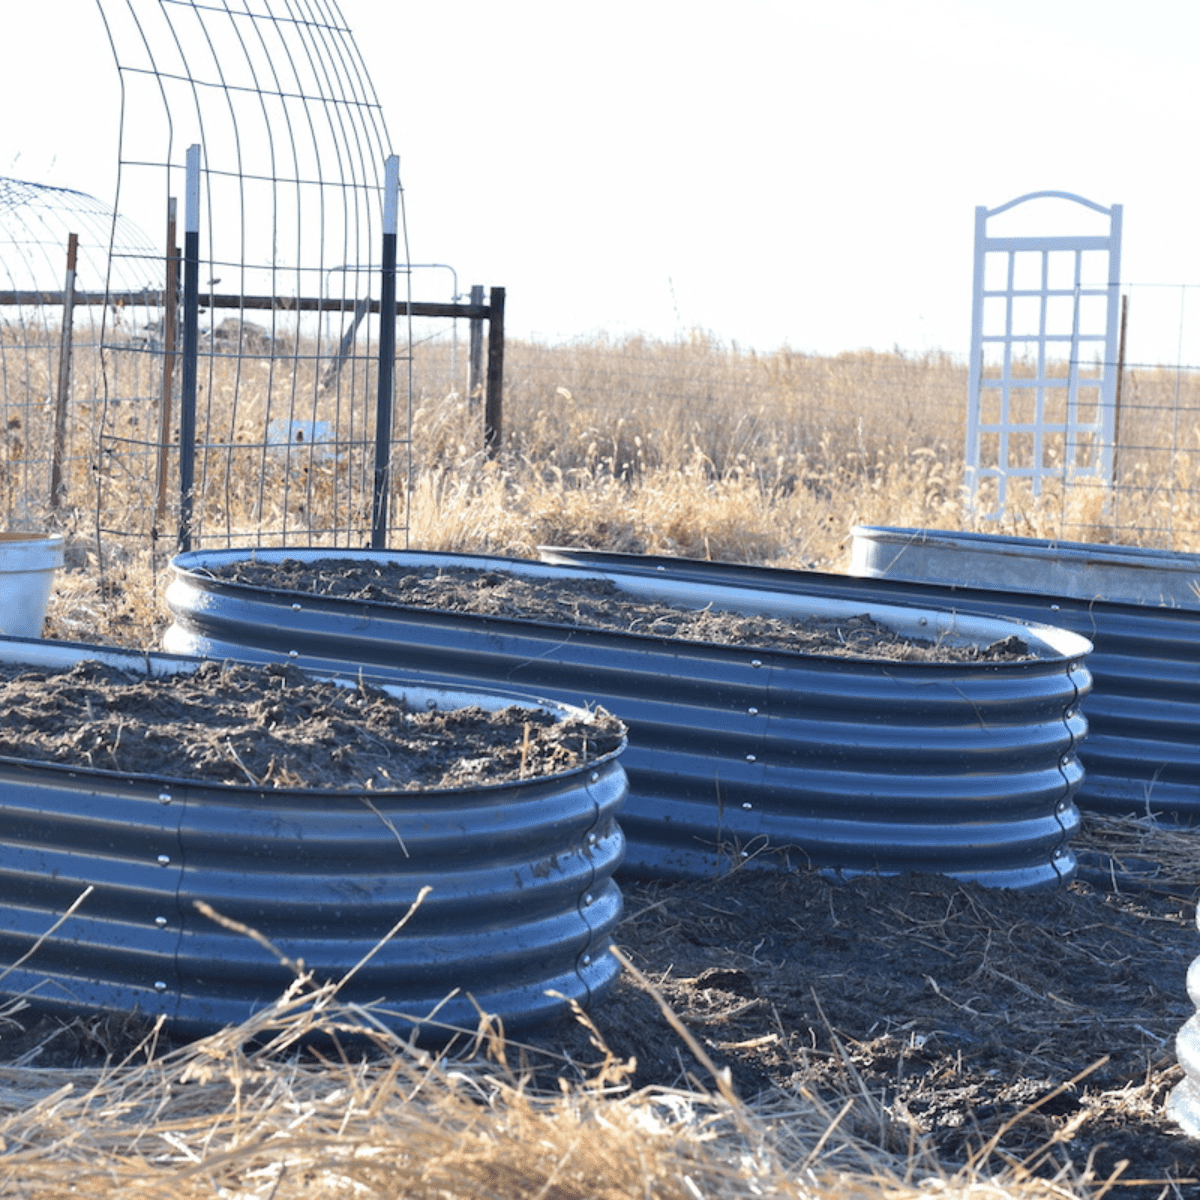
[0,957,1109,1200]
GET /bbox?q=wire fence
[90,0,411,563]
[0,178,163,533]
[979,282,1200,550]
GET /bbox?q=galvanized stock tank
[540,542,1200,825]
[0,638,626,1038]
[166,548,1092,890]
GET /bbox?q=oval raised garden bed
[541,541,1200,826]
[0,637,627,1039]
[166,548,1092,890]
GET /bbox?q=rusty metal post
[49,233,79,509]
[484,286,505,457]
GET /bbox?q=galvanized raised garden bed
[0,637,626,1038]
[541,540,1199,825]
[851,526,1200,823]
[166,548,1092,890]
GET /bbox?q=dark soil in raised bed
[0,659,623,789]
[206,558,1037,663]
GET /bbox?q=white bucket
[0,533,64,638]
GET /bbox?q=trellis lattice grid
[965,190,1122,523]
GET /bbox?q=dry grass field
[1,328,1199,1198]
[5,326,1198,644]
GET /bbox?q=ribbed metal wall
[0,640,626,1037]
[166,548,1092,889]
[536,542,1200,823]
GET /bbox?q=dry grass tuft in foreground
[0,956,1126,1200]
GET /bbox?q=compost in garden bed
[210,558,1037,663]
[0,659,624,788]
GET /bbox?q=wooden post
[320,295,371,391]
[49,233,78,509]
[484,286,505,457]
[156,198,180,528]
[467,284,484,411]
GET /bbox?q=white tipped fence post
[178,144,201,553]
[371,154,400,550]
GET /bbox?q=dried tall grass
[0,935,1126,1200]
[15,330,1198,647]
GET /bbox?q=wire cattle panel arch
[966,191,1122,521]
[94,0,412,552]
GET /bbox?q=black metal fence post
[178,145,200,553]
[484,286,505,457]
[371,154,400,550]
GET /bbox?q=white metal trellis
[966,191,1122,519]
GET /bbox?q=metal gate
[966,191,1122,519]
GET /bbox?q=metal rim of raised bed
[849,525,1200,611]
[166,547,1093,892]
[0,637,628,1039]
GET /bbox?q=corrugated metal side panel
[166,549,1090,889]
[539,547,1198,822]
[168,766,626,1035]
[0,764,187,1017]
[0,647,627,1038]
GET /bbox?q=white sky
[4,0,1200,360]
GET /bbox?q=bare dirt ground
[531,869,1200,1199]
[208,558,1037,662]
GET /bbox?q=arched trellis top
[985,190,1118,219]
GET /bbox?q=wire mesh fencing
[89,0,411,559]
[0,178,163,535]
